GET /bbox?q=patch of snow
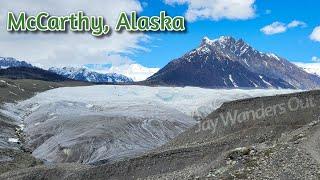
[250,80,259,88]
[201,36,215,46]
[200,46,210,54]
[239,46,249,56]
[217,36,232,44]
[229,74,238,87]
[259,75,273,87]
[8,138,19,143]
[243,59,250,67]
[223,79,227,86]
[267,53,281,61]
[264,60,268,66]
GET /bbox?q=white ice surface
[3,85,298,120]
[0,85,299,164]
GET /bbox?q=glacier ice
[0,85,299,164]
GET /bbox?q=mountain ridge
[0,67,67,82]
[0,57,134,83]
[0,57,33,69]
[49,67,133,83]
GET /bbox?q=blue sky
[130,0,320,68]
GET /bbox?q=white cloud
[0,0,149,68]
[310,26,320,42]
[287,20,306,28]
[164,0,256,21]
[260,22,287,35]
[165,0,188,5]
[312,56,320,62]
[87,63,160,81]
[261,20,306,35]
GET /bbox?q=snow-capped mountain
[146,36,320,89]
[294,62,320,77]
[49,67,133,83]
[105,64,159,82]
[86,63,159,82]
[0,57,33,69]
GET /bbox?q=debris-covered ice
[0,85,298,164]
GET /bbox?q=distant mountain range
[0,66,67,81]
[146,36,320,89]
[49,67,133,83]
[0,57,67,81]
[0,57,133,83]
[0,57,33,68]
[94,63,160,82]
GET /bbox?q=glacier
[0,85,299,164]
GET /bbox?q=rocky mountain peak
[197,36,261,60]
[216,36,236,44]
[147,36,320,89]
[200,36,214,46]
[200,36,237,47]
